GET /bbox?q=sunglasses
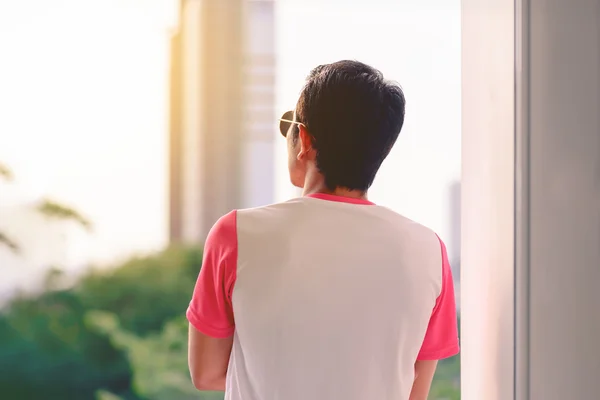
[279,110,306,137]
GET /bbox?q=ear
[297,125,314,160]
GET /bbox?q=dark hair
[295,60,405,192]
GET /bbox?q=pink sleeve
[417,236,460,360]
[186,210,237,338]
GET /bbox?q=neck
[301,168,368,201]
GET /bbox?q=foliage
[0,288,133,399]
[0,162,13,181]
[0,232,19,253]
[97,389,126,400]
[0,162,18,252]
[76,246,203,335]
[430,354,461,399]
[37,198,93,231]
[87,312,222,400]
[0,162,92,254]
[0,245,203,400]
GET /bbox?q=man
[186,60,459,400]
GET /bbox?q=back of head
[296,60,406,191]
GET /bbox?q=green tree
[0,162,18,251]
[429,354,461,399]
[76,245,203,335]
[0,245,203,399]
[87,312,221,400]
[0,284,134,399]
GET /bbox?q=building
[447,180,461,310]
[168,0,276,244]
[448,180,461,272]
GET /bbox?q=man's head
[281,60,406,193]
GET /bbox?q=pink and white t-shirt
[187,193,459,400]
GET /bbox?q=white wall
[462,0,600,398]
[461,1,516,398]
[527,0,600,397]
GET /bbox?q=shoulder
[208,210,237,241]
[377,206,441,245]
[373,206,447,279]
[204,210,238,258]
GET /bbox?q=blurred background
[0,0,461,399]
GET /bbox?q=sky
[275,0,462,239]
[0,0,176,266]
[0,0,461,275]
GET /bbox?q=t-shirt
[187,193,459,400]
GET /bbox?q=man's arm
[186,210,238,391]
[410,236,460,398]
[188,325,233,391]
[409,360,438,400]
